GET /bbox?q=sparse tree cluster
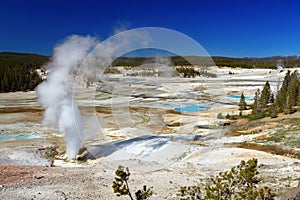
[176,67,217,78]
[250,70,300,115]
[274,70,300,114]
[251,81,274,115]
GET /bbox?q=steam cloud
[37,35,98,159]
[37,30,150,159]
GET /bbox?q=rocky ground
[0,150,299,200]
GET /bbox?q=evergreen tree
[270,93,275,104]
[285,94,294,114]
[287,71,299,107]
[259,81,273,111]
[238,92,247,110]
[252,89,261,114]
[275,70,291,111]
[274,70,300,113]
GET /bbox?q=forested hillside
[0,52,49,92]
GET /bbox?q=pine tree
[260,81,272,109]
[238,92,247,110]
[285,94,293,114]
[270,93,275,104]
[274,70,300,112]
[287,71,299,107]
[275,70,291,111]
[252,89,261,114]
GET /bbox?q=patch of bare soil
[0,164,109,199]
[281,183,300,200]
[0,165,50,185]
[235,118,249,126]
[0,106,44,123]
[0,163,193,200]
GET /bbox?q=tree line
[112,56,300,69]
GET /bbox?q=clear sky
[1,0,300,57]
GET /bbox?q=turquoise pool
[0,135,42,141]
[174,104,209,112]
[229,95,254,101]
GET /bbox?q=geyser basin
[0,134,42,141]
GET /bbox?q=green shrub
[270,112,278,118]
[177,158,275,200]
[217,112,224,119]
[244,113,270,121]
[226,113,230,119]
[112,166,153,200]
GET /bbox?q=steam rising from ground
[37,35,98,159]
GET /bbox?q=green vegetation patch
[243,113,271,121]
[195,125,221,129]
[256,128,300,148]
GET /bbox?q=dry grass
[229,143,300,159]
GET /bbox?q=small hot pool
[229,95,254,101]
[174,104,209,112]
[0,135,42,141]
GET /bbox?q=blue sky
[1,0,300,57]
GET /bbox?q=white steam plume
[37,30,149,159]
[37,35,98,159]
[154,56,175,77]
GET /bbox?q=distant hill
[0,52,49,69]
[112,55,300,69]
[0,52,49,57]
[261,55,300,60]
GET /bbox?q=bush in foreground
[112,165,153,200]
[177,158,275,200]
